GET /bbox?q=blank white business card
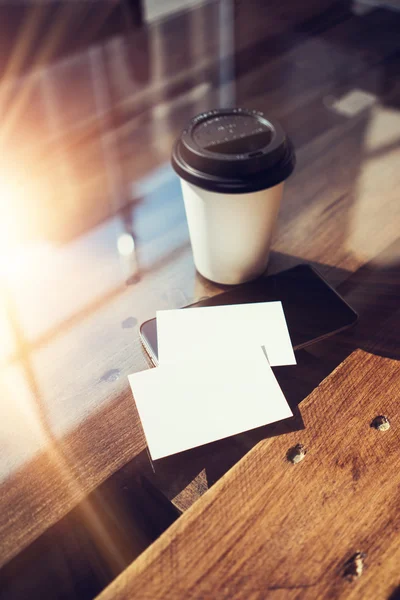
[128,349,293,460]
[156,301,296,367]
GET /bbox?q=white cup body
[180,179,284,285]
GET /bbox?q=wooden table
[0,1,399,598]
[97,350,400,600]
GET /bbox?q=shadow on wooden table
[0,450,179,600]
[149,242,400,510]
[388,585,400,600]
[309,237,400,367]
[1,241,399,599]
[148,337,332,510]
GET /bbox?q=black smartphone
[140,264,358,366]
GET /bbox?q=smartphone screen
[140,264,358,365]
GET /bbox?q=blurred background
[0,1,399,598]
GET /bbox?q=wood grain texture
[1,0,400,593]
[97,350,400,600]
[0,471,181,600]
[0,386,147,570]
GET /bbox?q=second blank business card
[129,348,293,460]
[156,301,296,367]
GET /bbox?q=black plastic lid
[171,108,296,194]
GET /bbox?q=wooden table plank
[1,1,400,593]
[97,350,400,600]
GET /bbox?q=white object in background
[156,301,296,367]
[180,179,284,285]
[328,89,376,118]
[143,0,205,23]
[128,350,293,460]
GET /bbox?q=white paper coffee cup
[172,108,295,284]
